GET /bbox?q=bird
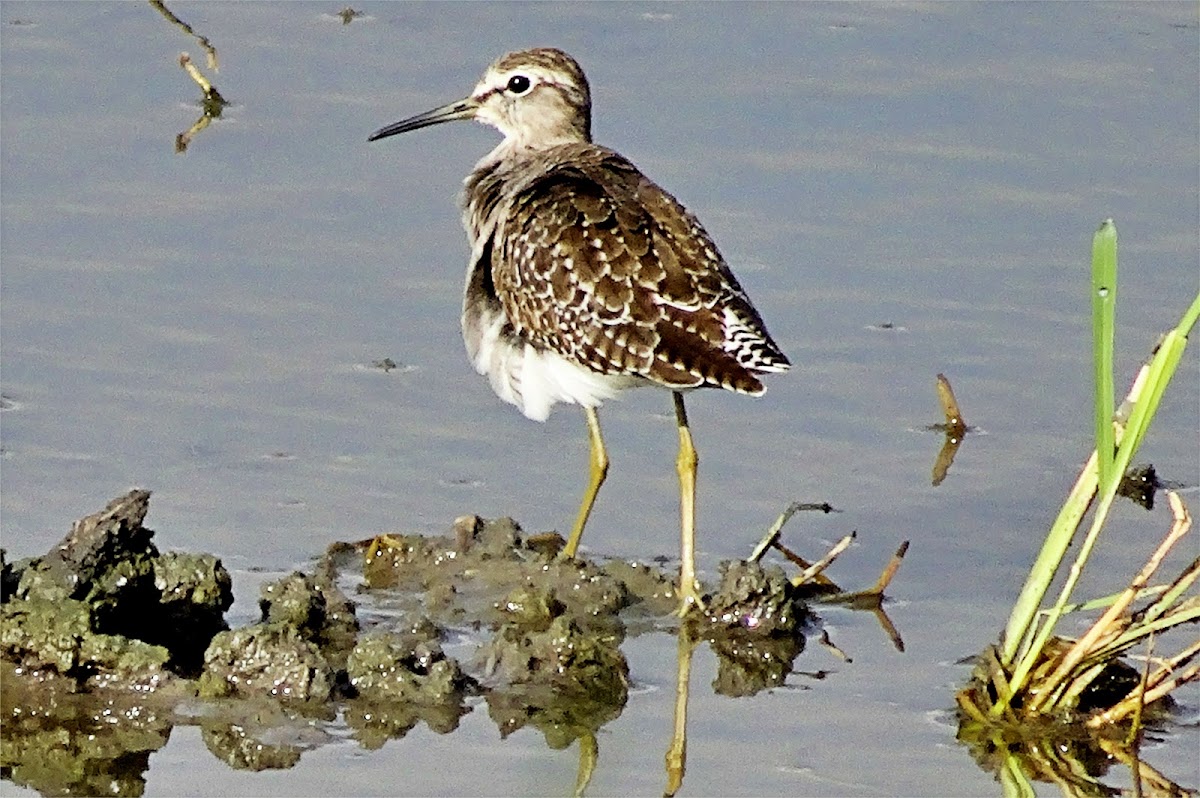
[368,48,789,614]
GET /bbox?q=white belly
[464,302,642,422]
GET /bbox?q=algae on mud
[2,490,230,688]
[2,491,820,797]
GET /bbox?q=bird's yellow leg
[560,406,608,559]
[673,392,704,615]
[664,625,698,797]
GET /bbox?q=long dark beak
[367,97,479,142]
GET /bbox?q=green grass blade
[1000,453,1098,664]
[1043,583,1170,615]
[1179,291,1200,333]
[1000,221,1119,668]
[999,301,1198,714]
[995,221,1198,713]
[1092,220,1117,486]
[1123,328,1190,457]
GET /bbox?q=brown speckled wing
[492,146,789,395]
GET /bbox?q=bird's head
[368,48,592,149]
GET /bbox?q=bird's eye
[506,75,532,95]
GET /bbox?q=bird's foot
[674,580,706,618]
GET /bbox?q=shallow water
[2,2,1198,796]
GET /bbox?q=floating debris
[930,372,973,486]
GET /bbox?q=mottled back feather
[467,143,789,397]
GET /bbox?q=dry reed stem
[1095,735,1182,797]
[870,541,909,594]
[791,532,856,586]
[817,629,851,662]
[1029,491,1192,713]
[1089,656,1200,728]
[748,501,837,564]
[1137,561,1200,630]
[179,53,213,94]
[1128,633,1154,746]
[935,373,968,434]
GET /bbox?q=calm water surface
[2,3,1197,796]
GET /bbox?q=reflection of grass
[957,220,1200,794]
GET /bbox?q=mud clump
[359,518,637,748]
[152,551,235,671]
[692,561,811,698]
[1,490,232,689]
[480,586,629,749]
[701,560,807,636]
[600,558,680,619]
[199,623,335,701]
[347,625,474,704]
[343,620,476,748]
[200,569,363,702]
[260,570,360,672]
[482,586,629,694]
[362,515,652,632]
[2,492,818,794]
[0,491,235,794]
[363,515,635,629]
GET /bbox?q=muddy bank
[1,491,814,796]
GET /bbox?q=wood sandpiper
[369,48,789,614]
